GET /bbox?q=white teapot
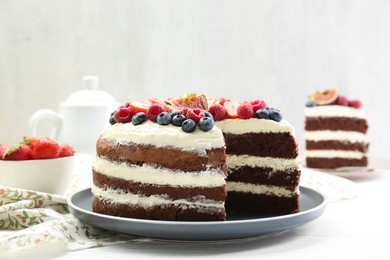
[30,76,119,155]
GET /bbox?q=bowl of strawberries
[0,136,76,195]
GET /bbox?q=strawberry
[223,101,239,119]
[22,136,39,149]
[129,101,149,114]
[208,104,227,121]
[59,143,74,157]
[147,104,165,122]
[250,99,267,112]
[114,107,133,123]
[3,144,32,160]
[0,144,11,160]
[237,102,254,119]
[31,138,60,159]
[186,108,206,125]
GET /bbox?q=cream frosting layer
[100,121,225,153]
[226,155,300,171]
[305,150,367,159]
[305,105,366,119]
[305,130,369,143]
[227,182,298,197]
[93,156,226,187]
[92,185,224,209]
[215,118,295,135]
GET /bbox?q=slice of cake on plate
[304,88,369,169]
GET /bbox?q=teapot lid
[62,76,117,106]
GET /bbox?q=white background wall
[0,0,389,158]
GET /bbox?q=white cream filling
[91,185,224,209]
[93,157,226,188]
[100,121,225,153]
[215,118,295,135]
[226,155,300,171]
[227,182,298,197]
[305,130,369,143]
[305,105,366,119]
[305,150,367,159]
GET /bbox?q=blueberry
[170,110,180,118]
[306,100,316,107]
[268,108,283,122]
[255,109,270,119]
[132,112,147,125]
[171,114,186,127]
[203,110,214,120]
[182,119,196,133]
[109,110,117,125]
[157,112,172,125]
[199,117,215,131]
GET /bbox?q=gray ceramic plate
[67,186,326,241]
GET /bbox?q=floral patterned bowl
[0,155,76,195]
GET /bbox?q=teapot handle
[29,109,62,140]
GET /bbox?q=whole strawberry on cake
[304,88,369,169]
[92,94,301,221]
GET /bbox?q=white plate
[67,186,326,241]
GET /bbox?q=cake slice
[304,88,369,169]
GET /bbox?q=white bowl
[0,155,77,195]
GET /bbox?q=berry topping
[180,107,190,117]
[2,144,32,160]
[170,110,181,118]
[208,104,227,121]
[255,108,270,119]
[250,99,267,112]
[171,114,186,127]
[132,112,147,126]
[305,100,316,107]
[199,117,215,131]
[349,100,362,108]
[203,110,214,119]
[309,88,339,105]
[31,138,60,159]
[109,110,117,125]
[182,119,196,133]
[59,143,74,157]
[336,96,349,106]
[114,107,133,123]
[186,108,206,125]
[157,112,172,125]
[129,101,149,114]
[223,101,239,119]
[268,108,283,122]
[237,102,254,119]
[147,104,166,122]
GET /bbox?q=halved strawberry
[223,101,239,119]
[145,98,171,111]
[129,101,149,114]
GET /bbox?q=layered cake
[92,99,227,221]
[305,88,369,169]
[92,94,301,221]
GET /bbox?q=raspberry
[3,144,32,160]
[31,138,60,159]
[59,143,74,157]
[147,104,165,122]
[349,100,362,109]
[237,102,254,119]
[336,96,348,106]
[114,107,133,123]
[208,104,227,121]
[180,107,190,117]
[186,108,206,125]
[250,99,267,112]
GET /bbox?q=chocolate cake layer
[225,192,299,215]
[226,167,300,188]
[305,117,368,133]
[306,140,369,152]
[93,198,226,221]
[93,171,227,202]
[306,157,368,169]
[223,133,298,158]
[97,138,226,173]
